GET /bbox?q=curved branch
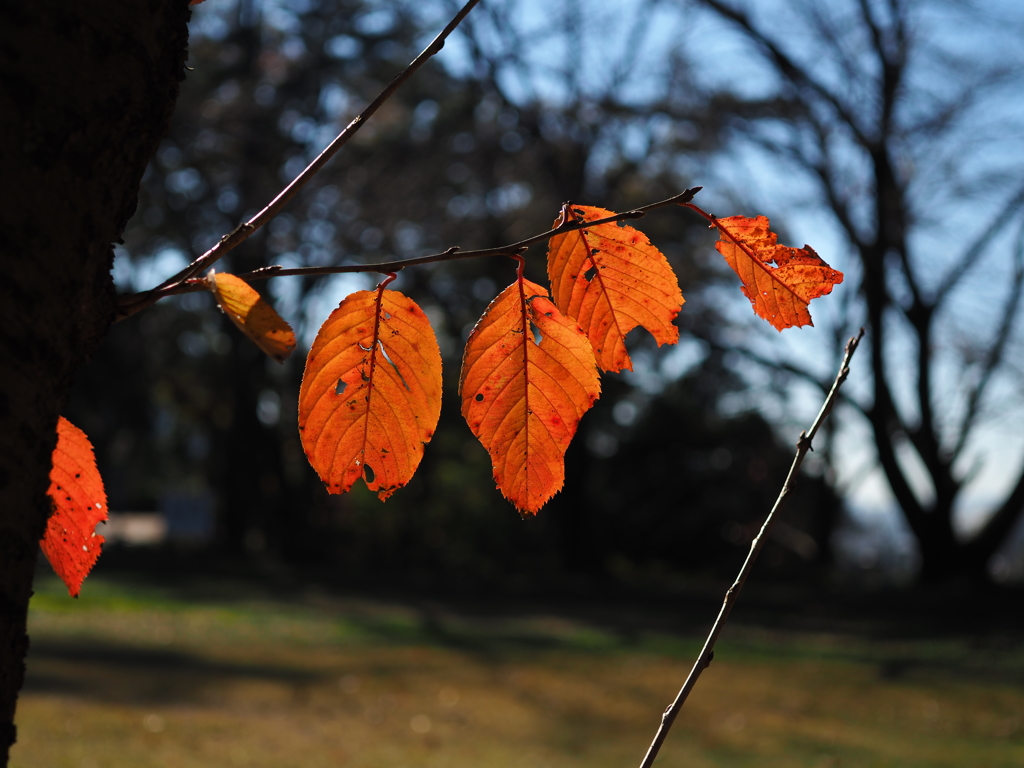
[965,463,1024,568]
[855,0,887,65]
[705,335,867,418]
[855,0,905,136]
[696,0,873,147]
[935,181,1024,304]
[951,222,1024,461]
[864,302,929,537]
[739,116,868,250]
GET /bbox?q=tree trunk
[0,1,189,762]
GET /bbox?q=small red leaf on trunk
[42,417,108,597]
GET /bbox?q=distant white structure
[100,490,215,547]
[100,513,168,546]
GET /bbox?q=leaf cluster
[39,0,844,596]
[197,201,840,516]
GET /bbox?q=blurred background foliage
[65,0,874,592]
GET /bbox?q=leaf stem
[636,328,864,768]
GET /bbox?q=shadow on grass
[25,638,322,706]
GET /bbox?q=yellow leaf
[207,272,296,362]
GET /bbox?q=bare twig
[696,0,872,147]
[115,0,483,321]
[950,220,1024,461]
[637,327,864,768]
[114,188,703,308]
[935,181,1024,304]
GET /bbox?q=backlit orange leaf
[712,214,843,331]
[547,205,684,372]
[42,417,108,598]
[207,271,296,362]
[460,269,601,514]
[298,278,442,500]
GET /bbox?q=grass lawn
[11,572,1024,767]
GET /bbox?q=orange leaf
[42,417,108,598]
[547,205,684,372]
[298,281,442,500]
[207,271,296,362]
[460,272,600,514]
[712,215,843,331]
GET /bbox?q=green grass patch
[12,574,1024,767]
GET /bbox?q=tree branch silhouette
[115,0,483,321]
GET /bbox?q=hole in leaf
[529,320,543,346]
[475,393,484,402]
[384,311,392,320]
[363,463,375,484]
[584,266,598,281]
[335,379,347,395]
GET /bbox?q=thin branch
[935,181,1024,303]
[606,0,664,93]
[114,188,703,308]
[456,0,539,105]
[696,0,873,148]
[731,118,867,250]
[951,221,1024,461]
[854,0,889,83]
[803,0,870,102]
[864,308,930,538]
[115,0,483,320]
[965,452,1024,567]
[637,328,864,768]
[704,334,867,419]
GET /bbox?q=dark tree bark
[0,1,190,762]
